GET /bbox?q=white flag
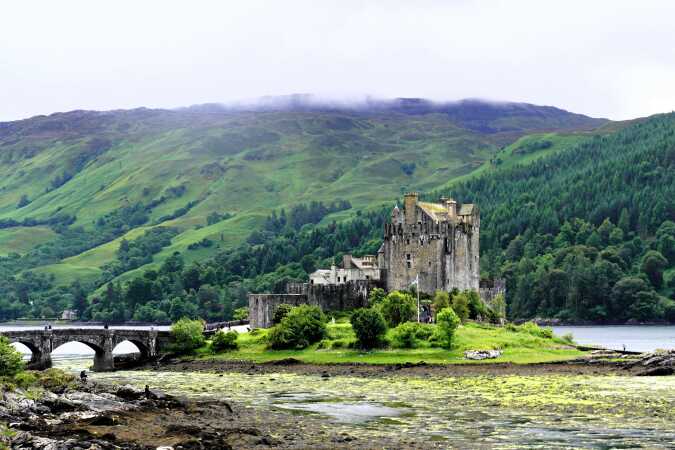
[410,274,419,287]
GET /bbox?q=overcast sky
[1,0,674,121]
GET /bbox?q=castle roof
[459,204,475,216]
[417,201,449,221]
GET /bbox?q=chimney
[403,192,418,225]
[446,198,457,221]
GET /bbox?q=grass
[195,322,584,365]
[0,226,57,255]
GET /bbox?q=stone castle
[249,193,502,328]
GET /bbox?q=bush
[267,305,326,350]
[432,291,450,318]
[519,322,553,339]
[0,337,24,377]
[368,287,386,306]
[36,368,75,393]
[451,293,470,322]
[350,308,387,349]
[13,371,38,389]
[212,330,239,352]
[233,307,249,321]
[272,304,293,325]
[391,322,433,348]
[171,318,205,354]
[435,307,460,348]
[378,291,416,327]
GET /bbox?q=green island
[193,321,583,365]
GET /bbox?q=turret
[404,192,418,225]
[445,198,457,221]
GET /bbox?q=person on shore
[80,370,87,383]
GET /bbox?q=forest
[1,113,673,323]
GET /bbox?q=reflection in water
[71,363,675,449]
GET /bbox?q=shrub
[451,293,470,322]
[378,291,416,327]
[0,337,24,377]
[435,307,460,348]
[368,287,386,306]
[171,318,206,354]
[13,371,38,389]
[519,322,553,339]
[466,290,487,320]
[233,307,249,321]
[267,305,326,350]
[211,330,239,352]
[350,308,387,349]
[36,368,75,393]
[272,304,293,324]
[390,322,432,348]
[432,290,450,318]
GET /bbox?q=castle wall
[249,280,378,328]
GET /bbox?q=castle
[249,193,501,328]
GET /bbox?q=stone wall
[248,280,379,328]
[479,279,506,316]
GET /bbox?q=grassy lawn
[195,322,584,365]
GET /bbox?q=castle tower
[403,192,418,225]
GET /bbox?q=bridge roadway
[0,328,172,372]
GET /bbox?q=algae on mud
[87,367,675,449]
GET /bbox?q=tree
[170,318,205,354]
[0,336,24,377]
[233,307,248,321]
[16,194,30,209]
[368,288,386,306]
[435,307,460,348]
[451,292,470,322]
[272,304,293,324]
[267,305,326,349]
[378,291,416,327]
[431,290,450,318]
[611,277,650,319]
[211,330,238,352]
[350,308,387,349]
[642,251,668,288]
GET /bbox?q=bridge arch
[0,328,170,372]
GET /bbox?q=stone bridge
[0,328,172,372]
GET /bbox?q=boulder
[464,350,502,360]
[115,384,144,401]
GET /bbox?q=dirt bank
[147,354,641,378]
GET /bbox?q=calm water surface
[552,325,675,352]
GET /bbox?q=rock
[268,357,302,365]
[464,350,502,360]
[636,367,674,376]
[115,384,144,400]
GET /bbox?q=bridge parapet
[0,328,172,372]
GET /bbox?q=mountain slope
[0,98,609,320]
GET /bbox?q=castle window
[406,253,412,269]
[366,275,370,280]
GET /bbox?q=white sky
[1,0,674,121]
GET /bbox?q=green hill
[0,98,608,320]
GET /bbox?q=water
[552,325,675,352]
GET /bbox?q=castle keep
[379,192,480,293]
[249,193,497,328]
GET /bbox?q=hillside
[0,98,608,320]
[54,111,671,324]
